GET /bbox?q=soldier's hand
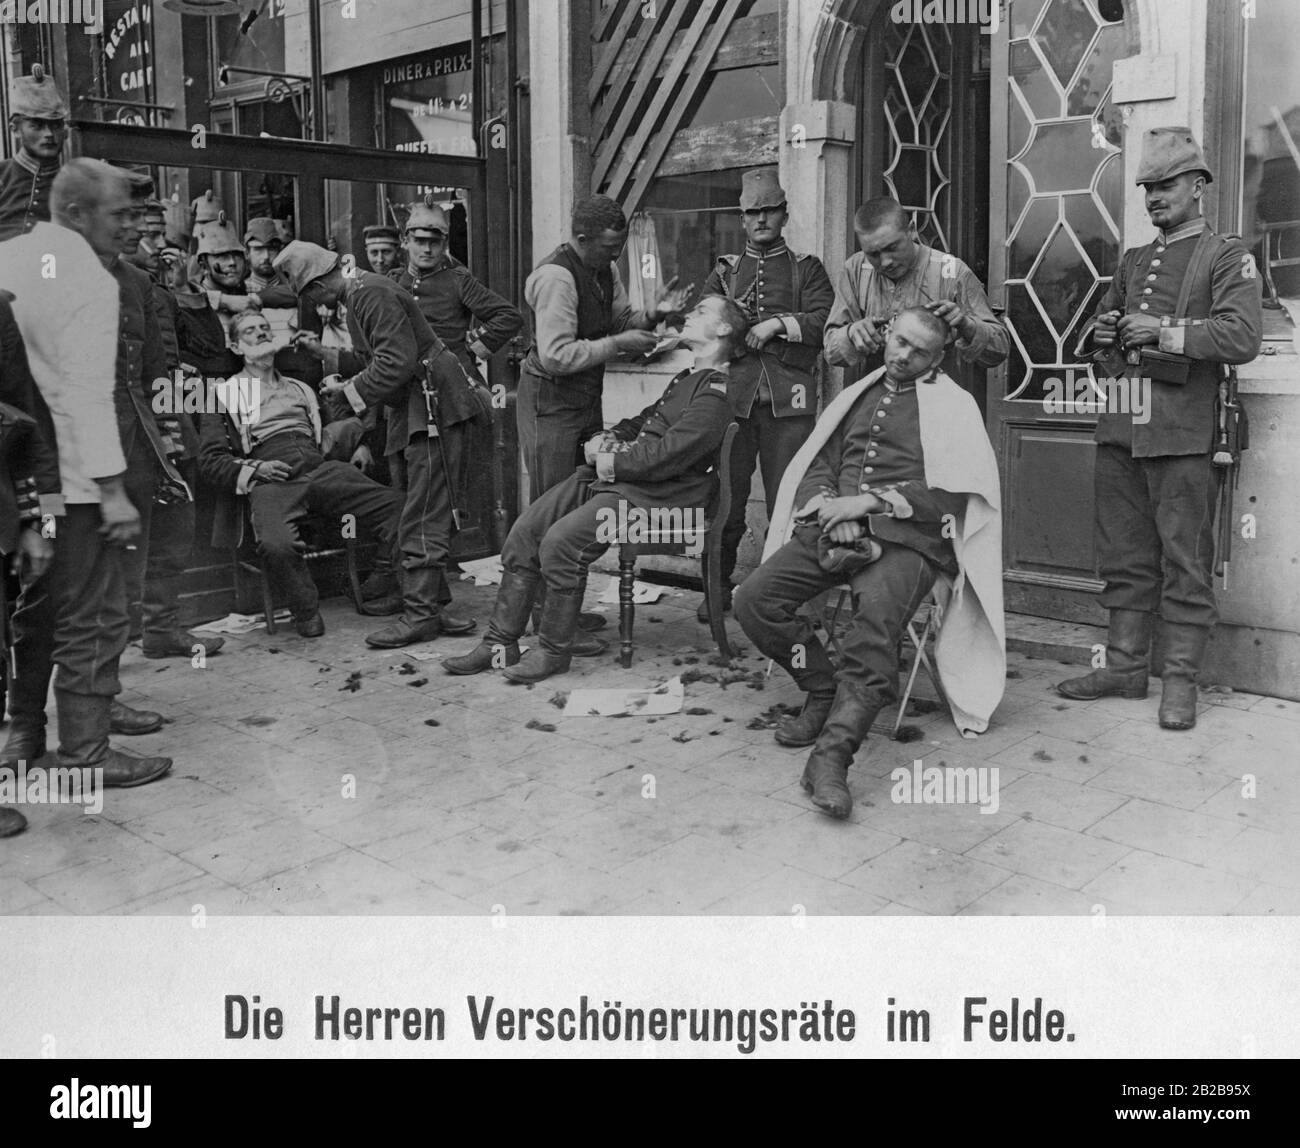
[613,329,660,355]
[256,460,293,483]
[847,317,886,354]
[794,494,828,522]
[827,520,866,544]
[293,330,325,360]
[319,373,346,394]
[350,444,374,472]
[1093,310,1121,348]
[927,299,971,339]
[13,526,53,582]
[818,493,879,530]
[654,277,694,318]
[745,317,784,350]
[1117,312,1162,349]
[98,486,142,546]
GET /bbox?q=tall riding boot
[1057,609,1152,700]
[54,690,172,788]
[444,571,541,675]
[774,639,839,748]
[503,588,582,684]
[800,682,882,820]
[1158,623,1211,731]
[571,573,608,657]
[1,660,51,765]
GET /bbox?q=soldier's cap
[404,200,449,237]
[191,189,224,225]
[739,167,787,211]
[143,199,166,218]
[363,224,400,245]
[244,217,282,246]
[195,211,244,257]
[9,65,67,121]
[1135,126,1213,186]
[273,240,341,294]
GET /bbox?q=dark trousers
[1094,445,1218,628]
[397,426,463,622]
[735,527,938,709]
[719,407,815,585]
[248,434,402,618]
[8,504,130,718]
[516,368,603,503]
[122,456,194,645]
[500,469,614,594]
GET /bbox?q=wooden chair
[615,421,739,668]
[231,504,366,635]
[821,583,947,737]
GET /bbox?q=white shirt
[0,222,122,504]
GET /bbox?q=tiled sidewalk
[2,581,1297,916]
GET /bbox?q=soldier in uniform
[375,198,523,615]
[444,295,747,685]
[1058,128,1263,730]
[243,217,297,308]
[699,168,835,620]
[278,240,480,648]
[363,224,401,275]
[0,65,65,242]
[823,196,1008,394]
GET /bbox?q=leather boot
[503,588,581,684]
[1,714,47,765]
[54,691,172,788]
[1057,609,1152,700]
[575,574,606,632]
[0,806,26,838]
[360,557,398,601]
[1158,622,1211,731]
[800,683,881,820]
[444,571,539,675]
[109,701,164,736]
[775,686,837,748]
[143,630,225,659]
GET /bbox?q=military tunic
[0,152,57,242]
[1087,218,1262,626]
[700,241,835,586]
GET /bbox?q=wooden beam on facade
[593,12,778,83]
[591,0,628,45]
[620,0,746,217]
[588,0,646,103]
[650,113,779,178]
[590,5,663,143]
[591,0,698,194]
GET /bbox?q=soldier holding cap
[1058,128,1262,730]
[699,167,835,620]
[0,65,67,242]
[363,224,401,275]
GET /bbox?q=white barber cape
[763,366,1006,736]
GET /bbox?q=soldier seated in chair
[443,294,748,685]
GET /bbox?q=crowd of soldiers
[0,60,1262,840]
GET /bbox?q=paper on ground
[459,554,504,586]
[595,576,663,604]
[192,610,291,635]
[563,675,683,717]
[397,643,530,662]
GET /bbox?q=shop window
[210,4,286,96]
[1239,2,1300,343]
[619,169,749,317]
